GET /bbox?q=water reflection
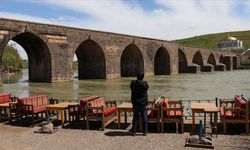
[1,69,250,101]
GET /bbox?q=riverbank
[0,123,249,150]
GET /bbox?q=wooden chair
[68,96,99,128]
[147,98,162,132]
[220,95,249,134]
[85,97,117,130]
[160,97,184,133]
[14,95,48,126]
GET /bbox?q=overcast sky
[1,0,250,59]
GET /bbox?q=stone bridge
[0,18,239,82]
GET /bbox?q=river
[0,69,250,101]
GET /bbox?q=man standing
[130,72,149,136]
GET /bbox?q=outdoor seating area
[1,93,250,137]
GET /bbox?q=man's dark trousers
[132,105,148,134]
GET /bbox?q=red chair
[220,95,249,134]
[85,97,117,130]
[68,96,99,128]
[160,98,184,133]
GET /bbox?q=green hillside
[175,30,250,51]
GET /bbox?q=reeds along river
[1,69,250,101]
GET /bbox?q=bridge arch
[219,55,224,63]
[75,39,106,79]
[178,49,188,73]
[207,53,216,66]
[192,51,203,66]
[120,43,144,77]
[2,32,52,82]
[154,47,170,75]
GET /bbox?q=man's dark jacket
[130,80,149,106]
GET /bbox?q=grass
[174,30,250,50]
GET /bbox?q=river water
[1,69,250,101]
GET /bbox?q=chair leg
[246,122,249,135]
[181,120,184,133]
[176,122,178,134]
[102,117,105,131]
[82,117,85,130]
[161,122,164,133]
[223,119,227,134]
[86,117,89,130]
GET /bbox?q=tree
[1,43,23,71]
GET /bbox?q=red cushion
[103,107,117,117]
[90,107,117,117]
[163,98,168,107]
[147,110,158,118]
[220,108,234,117]
[168,110,183,116]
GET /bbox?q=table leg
[204,113,206,133]
[46,110,50,123]
[118,109,121,129]
[125,112,127,123]
[61,110,65,127]
[192,111,195,133]
[0,107,2,121]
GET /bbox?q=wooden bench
[85,97,117,130]
[160,97,184,133]
[13,95,48,126]
[220,95,249,134]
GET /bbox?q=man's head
[137,72,144,80]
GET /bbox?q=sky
[1,0,250,59]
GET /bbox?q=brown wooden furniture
[14,95,48,126]
[161,98,184,133]
[191,102,218,136]
[0,102,17,122]
[220,95,249,134]
[46,102,79,127]
[117,103,133,129]
[0,93,15,122]
[68,96,99,124]
[147,99,161,132]
[85,97,117,130]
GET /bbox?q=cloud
[1,0,250,41]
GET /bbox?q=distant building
[217,36,243,50]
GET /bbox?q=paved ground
[0,121,250,150]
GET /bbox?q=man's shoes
[143,132,147,136]
[132,132,136,136]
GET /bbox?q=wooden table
[117,103,133,129]
[191,102,219,134]
[46,102,79,127]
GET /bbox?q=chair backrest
[0,93,12,103]
[88,97,105,107]
[18,95,48,107]
[234,95,246,108]
[80,96,99,106]
[0,93,12,104]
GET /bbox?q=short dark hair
[137,72,144,80]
